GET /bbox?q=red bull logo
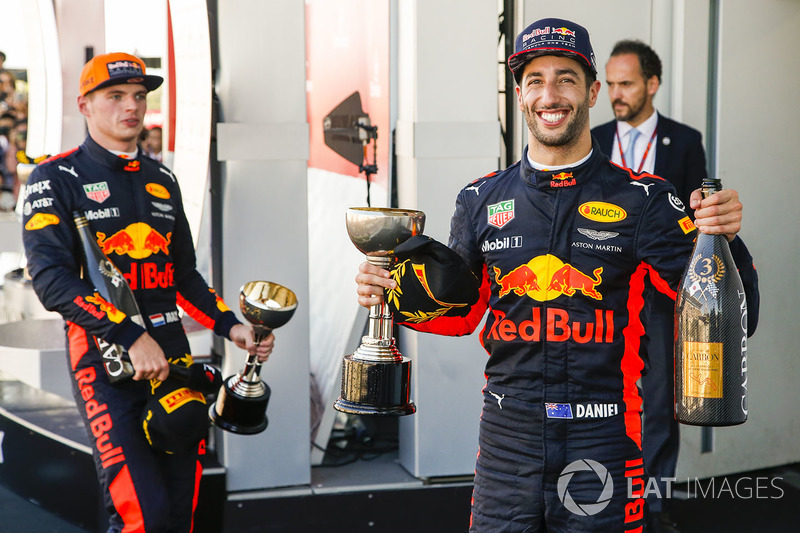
[495,265,540,297]
[96,223,171,259]
[523,27,550,41]
[74,366,126,469]
[85,292,127,323]
[123,160,140,172]
[548,264,603,300]
[487,307,614,343]
[552,27,576,37]
[121,262,174,290]
[550,172,576,188]
[493,255,603,302]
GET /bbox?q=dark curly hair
[610,40,662,83]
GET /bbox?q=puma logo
[58,165,79,178]
[466,182,485,196]
[631,181,653,196]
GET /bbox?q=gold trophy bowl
[334,207,425,416]
[210,281,297,434]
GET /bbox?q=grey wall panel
[214,0,311,491]
[677,0,800,480]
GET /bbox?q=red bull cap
[508,17,597,82]
[79,52,163,97]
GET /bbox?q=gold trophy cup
[334,207,425,416]
[210,281,297,434]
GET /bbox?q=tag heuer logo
[83,182,110,203]
[487,200,515,229]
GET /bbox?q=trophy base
[209,378,271,435]
[334,353,416,416]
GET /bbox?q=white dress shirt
[611,110,658,174]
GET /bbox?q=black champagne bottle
[674,178,748,426]
[74,211,142,382]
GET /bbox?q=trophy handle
[365,255,395,342]
[239,324,273,381]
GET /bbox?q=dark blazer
[591,113,707,213]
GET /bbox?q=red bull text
[550,172,576,188]
[75,366,126,469]
[121,262,174,291]
[624,457,646,532]
[487,307,614,343]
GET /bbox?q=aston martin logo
[577,228,619,241]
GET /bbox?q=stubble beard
[525,94,591,148]
[612,95,645,123]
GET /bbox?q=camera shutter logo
[557,459,613,516]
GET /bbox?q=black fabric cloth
[141,359,211,454]
[387,235,480,325]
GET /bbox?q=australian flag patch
[545,403,574,419]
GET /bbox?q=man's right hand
[355,261,396,308]
[127,332,169,381]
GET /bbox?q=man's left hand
[690,187,743,242]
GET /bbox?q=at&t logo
[557,459,613,516]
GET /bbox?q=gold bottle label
[683,342,723,398]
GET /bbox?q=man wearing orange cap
[22,52,273,532]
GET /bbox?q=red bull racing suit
[404,142,759,532]
[22,135,241,532]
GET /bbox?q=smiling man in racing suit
[355,18,759,533]
[21,52,273,532]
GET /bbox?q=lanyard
[616,125,657,173]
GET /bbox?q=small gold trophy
[334,207,425,416]
[210,281,297,434]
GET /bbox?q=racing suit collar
[519,140,605,190]
[82,135,142,172]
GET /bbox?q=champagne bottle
[674,178,748,426]
[74,211,141,382]
[74,211,222,391]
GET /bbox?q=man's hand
[690,187,743,242]
[127,332,170,381]
[355,261,396,308]
[229,323,274,363]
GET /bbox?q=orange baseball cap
[79,52,163,96]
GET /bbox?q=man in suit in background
[592,40,706,533]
